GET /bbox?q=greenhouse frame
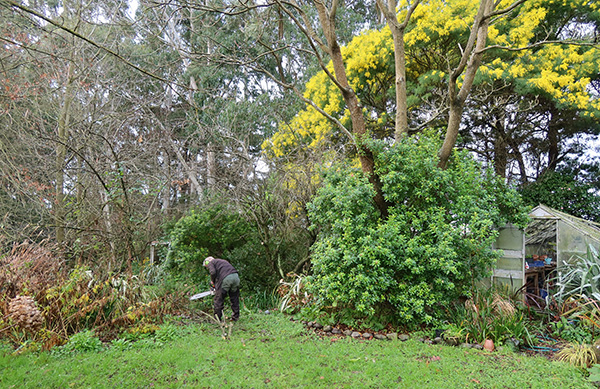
[491,204,600,300]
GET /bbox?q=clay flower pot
[483,339,495,352]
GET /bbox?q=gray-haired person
[203,256,240,321]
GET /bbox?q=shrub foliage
[166,203,250,284]
[165,195,312,292]
[0,241,182,351]
[306,133,528,325]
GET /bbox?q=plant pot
[483,339,494,352]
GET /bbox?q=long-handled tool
[190,287,215,300]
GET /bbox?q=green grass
[0,312,592,388]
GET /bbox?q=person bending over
[203,256,240,321]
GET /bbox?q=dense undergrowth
[4,235,600,384]
[0,240,189,353]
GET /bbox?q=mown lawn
[0,312,592,388]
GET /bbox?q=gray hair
[203,256,214,267]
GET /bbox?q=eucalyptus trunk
[55,62,75,245]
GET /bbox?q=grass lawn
[0,311,592,388]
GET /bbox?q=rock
[398,334,409,341]
[332,328,341,334]
[314,322,323,329]
[343,330,353,336]
[374,334,387,340]
[307,321,314,328]
[351,331,361,338]
[387,333,399,341]
[594,339,600,360]
[323,325,332,332]
[472,344,483,350]
[483,339,494,352]
[433,337,443,345]
[444,338,459,346]
[505,338,520,351]
[362,333,372,339]
[424,339,433,345]
[459,343,472,349]
[264,310,271,315]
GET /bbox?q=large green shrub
[166,203,250,284]
[306,133,528,326]
[166,201,291,291]
[520,169,600,222]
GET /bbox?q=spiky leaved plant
[556,343,597,368]
[554,245,600,302]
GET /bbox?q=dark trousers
[214,273,240,321]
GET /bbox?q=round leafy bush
[306,133,528,326]
[165,201,282,290]
[166,203,249,283]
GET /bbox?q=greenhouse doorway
[492,205,600,306]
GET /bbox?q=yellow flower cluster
[345,28,392,80]
[405,0,476,46]
[263,0,599,161]
[264,27,395,159]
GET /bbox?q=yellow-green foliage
[556,342,598,368]
[262,28,395,159]
[480,0,600,115]
[404,0,477,47]
[262,0,599,158]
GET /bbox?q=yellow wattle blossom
[263,0,599,162]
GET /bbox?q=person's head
[203,256,214,267]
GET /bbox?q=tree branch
[2,0,183,89]
[477,40,600,54]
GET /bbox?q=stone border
[301,320,489,350]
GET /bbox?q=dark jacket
[207,258,238,290]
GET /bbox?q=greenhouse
[492,204,600,302]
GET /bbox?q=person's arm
[207,263,217,286]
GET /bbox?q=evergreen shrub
[306,133,528,326]
[165,202,275,291]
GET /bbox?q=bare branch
[242,61,356,145]
[478,40,600,54]
[2,0,182,88]
[485,0,525,22]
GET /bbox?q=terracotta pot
[483,339,494,352]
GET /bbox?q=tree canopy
[1,0,599,314]
[264,0,600,187]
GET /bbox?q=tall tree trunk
[162,151,171,213]
[510,140,528,185]
[492,113,508,178]
[377,0,420,141]
[493,130,508,179]
[55,62,75,245]
[547,107,560,173]
[99,187,117,272]
[206,142,216,189]
[315,0,389,217]
[438,0,494,169]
